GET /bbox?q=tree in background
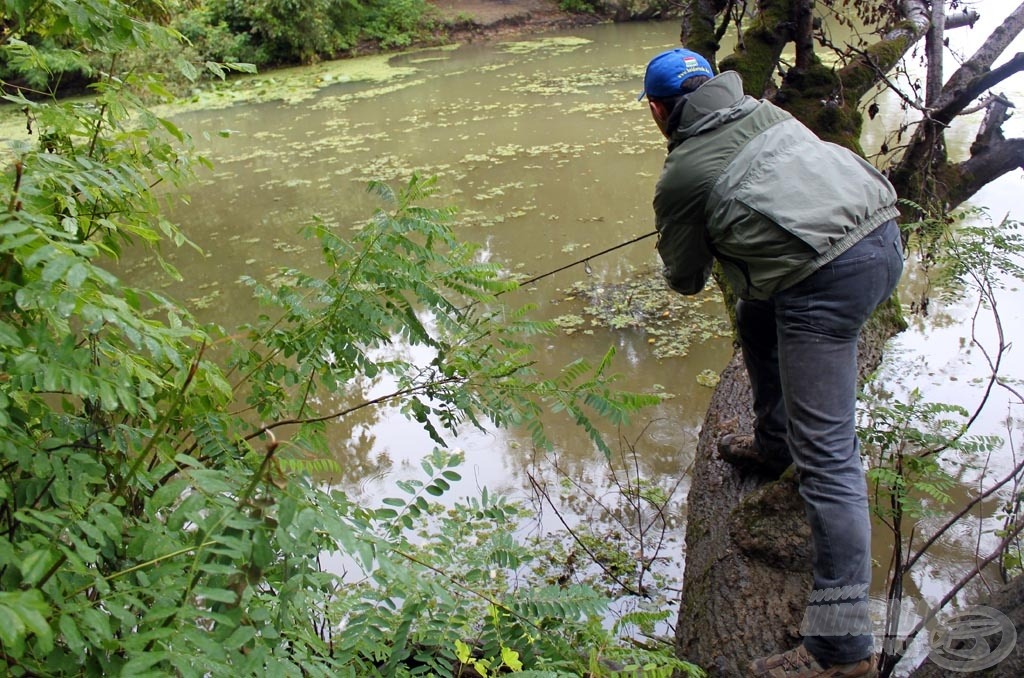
[671,1,1024,676]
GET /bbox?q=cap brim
[637,90,647,101]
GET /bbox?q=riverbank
[427,0,614,45]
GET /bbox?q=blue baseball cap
[638,48,715,101]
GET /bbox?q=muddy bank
[429,0,610,43]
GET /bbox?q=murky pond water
[138,21,737,537]
[125,16,1022,647]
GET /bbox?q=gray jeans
[736,219,904,664]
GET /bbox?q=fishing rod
[511,229,659,291]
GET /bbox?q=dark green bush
[173,3,266,66]
[360,0,436,49]
[204,0,362,64]
[557,0,603,14]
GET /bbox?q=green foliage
[998,495,1024,579]
[171,3,260,72]
[557,0,602,14]
[929,209,1024,304]
[0,3,683,675]
[1,0,438,90]
[1,0,255,99]
[902,201,1024,306]
[203,0,363,65]
[180,0,435,67]
[868,205,1023,526]
[862,390,999,522]
[360,0,436,49]
[2,0,166,89]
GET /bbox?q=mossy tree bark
[668,1,1024,675]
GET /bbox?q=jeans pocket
[886,236,905,295]
[828,248,878,269]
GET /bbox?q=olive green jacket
[653,71,899,300]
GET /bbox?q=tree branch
[889,2,1024,209]
[946,137,1024,209]
[882,0,931,43]
[932,53,1024,128]
[905,456,1024,573]
[903,516,1024,650]
[941,1,1024,104]
[700,0,796,96]
[678,0,733,65]
[902,64,1024,212]
[833,0,931,106]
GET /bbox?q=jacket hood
[671,71,759,144]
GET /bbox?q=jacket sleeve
[653,172,714,296]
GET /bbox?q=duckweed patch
[551,313,588,333]
[461,142,587,170]
[169,54,424,111]
[189,288,221,309]
[498,36,592,55]
[696,369,721,388]
[562,269,730,359]
[508,67,640,96]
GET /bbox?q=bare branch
[961,92,1013,116]
[894,99,1022,215]
[932,52,1024,128]
[905,456,1024,573]
[940,1,1024,110]
[971,93,1017,153]
[525,471,647,597]
[948,137,1024,208]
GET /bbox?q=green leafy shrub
[204,0,363,65]
[360,0,436,49]
[172,3,263,68]
[557,0,603,15]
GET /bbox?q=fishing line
[455,230,658,313]
[505,229,658,293]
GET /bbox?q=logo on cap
[639,48,715,100]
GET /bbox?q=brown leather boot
[749,646,878,678]
[717,433,793,478]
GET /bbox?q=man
[639,48,904,678]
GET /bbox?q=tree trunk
[673,353,811,676]
[674,303,904,676]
